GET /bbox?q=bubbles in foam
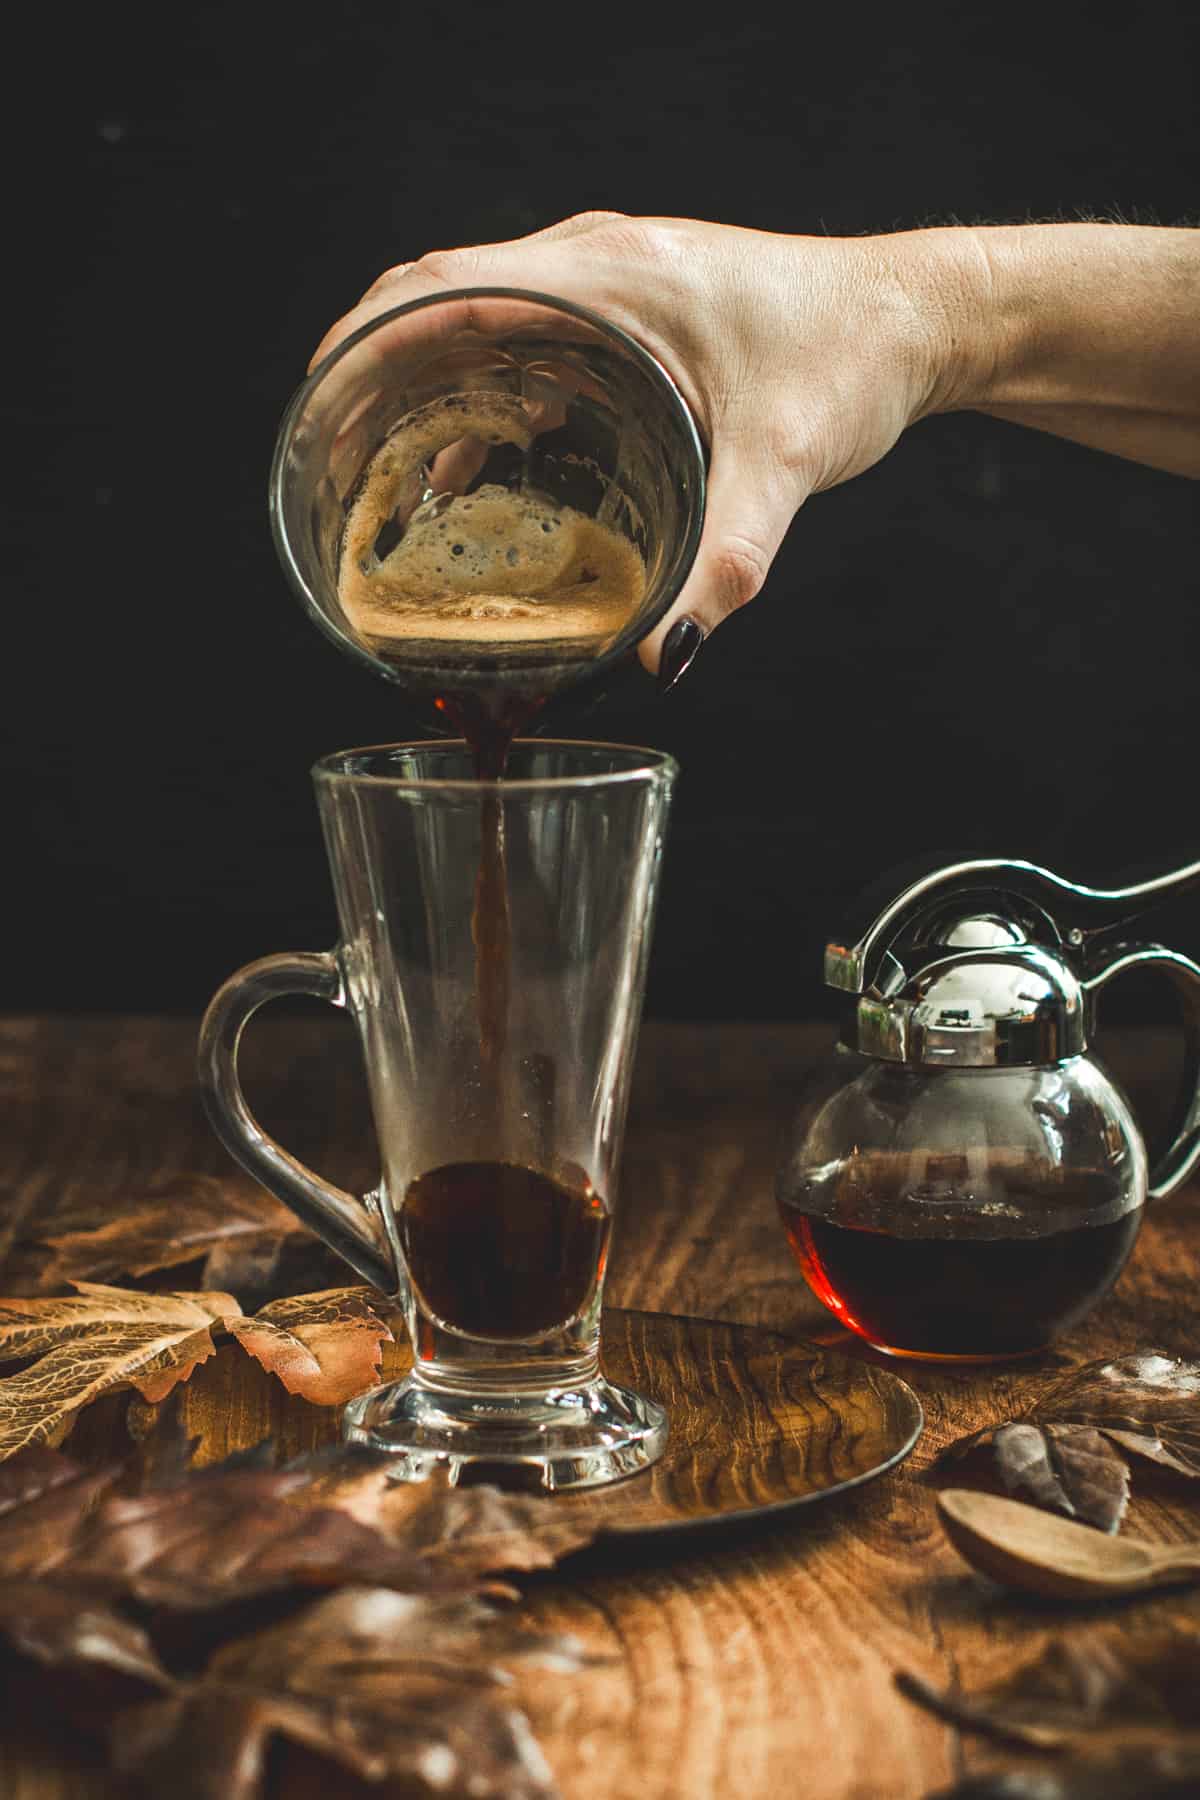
[371,486,585,601]
[337,392,646,652]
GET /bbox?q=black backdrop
[8,6,1200,1020]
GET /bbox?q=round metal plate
[574,1310,924,1534]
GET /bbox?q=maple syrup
[780,1174,1143,1359]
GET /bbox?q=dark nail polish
[657,617,706,695]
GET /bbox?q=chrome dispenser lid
[846,927,1087,1066]
[826,855,1200,1068]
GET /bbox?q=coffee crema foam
[338,392,646,653]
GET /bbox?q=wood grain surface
[2,1014,1199,1799]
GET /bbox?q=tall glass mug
[270,287,706,706]
[199,741,677,1489]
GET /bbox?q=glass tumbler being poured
[270,287,706,763]
[198,291,702,1490]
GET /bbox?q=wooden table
[2,1015,1198,1799]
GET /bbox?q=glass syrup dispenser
[777,855,1200,1360]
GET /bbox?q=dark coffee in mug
[400,1161,610,1340]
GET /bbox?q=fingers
[309,265,467,372]
[636,450,803,678]
[308,215,629,373]
[426,435,490,496]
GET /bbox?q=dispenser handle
[197,952,396,1290]
[1085,943,1200,1202]
[827,854,1200,996]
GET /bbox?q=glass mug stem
[198,741,675,1491]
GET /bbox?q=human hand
[312,213,966,680]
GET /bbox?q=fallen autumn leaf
[0,1426,604,1798]
[976,1420,1129,1532]
[228,1288,397,1407]
[1031,1351,1200,1478]
[2,1178,304,1293]
[937,1348,1200,1530]
[113,1585,584,1800]
[925,1740,1200,1799]
[899,1632,1200,1748]
[901,1632,1200,1800]
[0,1282,395,1457]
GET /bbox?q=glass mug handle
[197,952,396,1291]
[1086,942,1200,1201]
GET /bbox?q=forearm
[908,223,1200,476]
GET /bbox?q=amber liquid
[779,1193,1143,1359]
[400,1160,610,1339]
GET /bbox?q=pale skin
[311,214,1200,677]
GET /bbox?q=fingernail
[657,617,706,695]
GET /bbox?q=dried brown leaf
[288,1445,602,1576]
[987,1421,1130,1533]
[0,1283,395,1459]
[0,1578,169,1690]
[67,1467,440,1609]
[0,1441,96,1516]
[0,1435,600,1800]
[0,1437,436,1611]
[0,1449,123,1577]
[227,1288,393,1405]
[0,1283,241,1360]
[112,1585,580,1800]
[0,1285,241,1456]
[938,1349,1200,1530]
[12,1179,303,1294]
[1031,1351,1200,1477]
[898,1630,1200,1749]
[927,1741,1200,1800]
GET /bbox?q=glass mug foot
[343,1372,668,1491]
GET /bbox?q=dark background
[8,6,1200,1021]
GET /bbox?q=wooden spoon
[938,1488,1200,1600]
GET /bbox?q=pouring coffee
[199,291,703,1489]
[270,286,705,769]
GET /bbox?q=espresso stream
[337,420,646,1335]
[338,406,647,1073]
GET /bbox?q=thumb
[637,450,801,680]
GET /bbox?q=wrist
[881,226,1008,419]
[894,222,1200,426]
